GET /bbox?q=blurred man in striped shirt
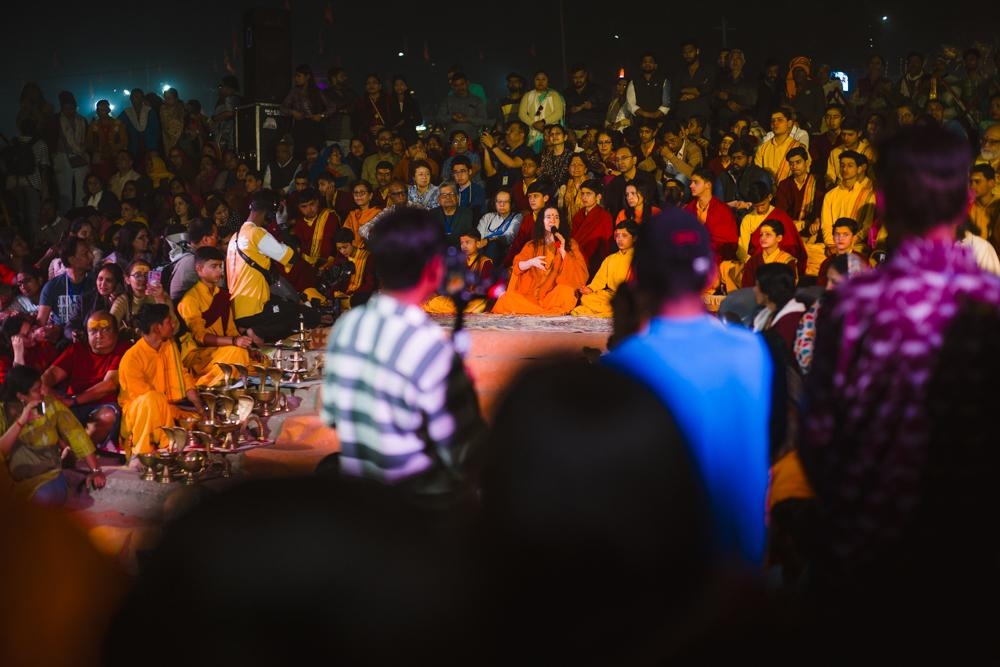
[321,208,484,506]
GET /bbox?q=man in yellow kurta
[177,247,253,387]
[754,106,804,185]
[225,189,300,343]
[820,151,876,255]
[118,302,203,459]
[571,221,636,317]
[825,116,874,187]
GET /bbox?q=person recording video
[321,207,485,508]
[225,189,319,343]
[423,228,494,314]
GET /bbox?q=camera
[441,244,494,304]
[318,260,356,294]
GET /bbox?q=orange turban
[785,56,812,100]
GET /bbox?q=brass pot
[137,452,158,482]
[154,451,176,483]
[179,450,207,485]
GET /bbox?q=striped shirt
[322,294,482,496]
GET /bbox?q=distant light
[881,15,888,21]
[123,89,130,96]
[108,103,116,111]
[113,88,118,93]
[397,51,404,57]
[416,124,427,133]
[613,34,620,39]
[161,83,171,93]
[618,67,625,78]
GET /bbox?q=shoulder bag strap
[236,245,272,283]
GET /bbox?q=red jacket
[572,206,614,277]
[685,198,739,262]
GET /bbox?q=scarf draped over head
[785,56,812,100]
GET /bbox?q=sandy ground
[64,319,612,569]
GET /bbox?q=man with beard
[625,52,671,125]
[437,72,488,144]
[360,129,398,186]
[481,120,535,194]
[714,139,772,222]
[564,64,606,137]
[894,51,930,109]
[496,73,526,131]
[604,145,658,220]
[673,41,717,127]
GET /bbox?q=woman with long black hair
[615,179,660,225]
[387,75,422,144]
[492,205,589,315]
[103,221,151,275]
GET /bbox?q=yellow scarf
[304,210,331,262]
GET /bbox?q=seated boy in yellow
[177,247,253,387]
[572,221,636,317]
[118,303,203,459]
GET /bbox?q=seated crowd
[3,41,1000,502]
[3,36,1000,665]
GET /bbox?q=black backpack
[157,255,184,299]
[1,137,39,177]
[154,255,191,341]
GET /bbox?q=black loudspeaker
[243,7,292,103]
[235,103,293,172]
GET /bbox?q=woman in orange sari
[558,153,589,221]
[342,179,382,248]
[492,205,589,315]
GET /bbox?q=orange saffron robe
[492,239,589,315]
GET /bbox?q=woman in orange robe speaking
[492,205,589,315]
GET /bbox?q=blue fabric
[71,402,122,451]
[32,473,68,506]
[604,315,772,565]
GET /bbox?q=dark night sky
[2,1,997,137]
